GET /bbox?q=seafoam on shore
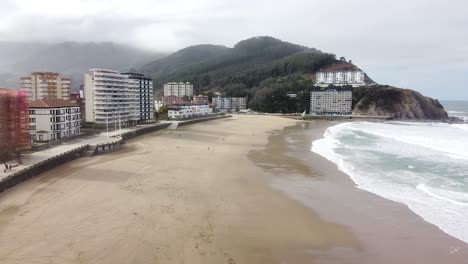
[312,121,468,244]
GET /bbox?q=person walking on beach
[8,164,12,172]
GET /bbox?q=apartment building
[84,69,130,126]
[0,89,30,159]
[161,95,184,105]
[20,72,71,102]
[310,89,352,115]
[29,99,81,142]
[70,93,85,122]
[315,62,366,87]
[193,95,209,103]
[212,96,247,112]
[123,73,154,125]
[167,102,213,119]
[85,69,155,127]
[163,82,193,97]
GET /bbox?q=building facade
[316,71,365,87]
[161,95,184,105]
[310,89,352,115]
[167,102,213,119]
[20,72,71,102]
[193,95,209,103]
[213,97,247,112]
[163,82,193,97]
[0,89,30,159]
[84,69,130,126]
[123,73,154,125]
[70,93,85,122]
[29,99,81,142]
[84,69,155,127]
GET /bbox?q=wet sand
[250,120,468,263]
[0,115,466,263]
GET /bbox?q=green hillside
[140,36,336,102]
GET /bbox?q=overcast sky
[1,0,467,100]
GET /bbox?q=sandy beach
[0,115,467,263]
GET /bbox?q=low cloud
[0,0,467,99]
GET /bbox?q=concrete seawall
[91,123,172,156]
[177,115,232,127]
[0,145,89,193]
[0,118,230,193]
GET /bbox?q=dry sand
[1,115,467,264]
[0,116,357,264]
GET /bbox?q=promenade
[1,122,167,181]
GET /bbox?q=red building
[161,95,183,105]
[0,89,30,161]
[193,95,209,103]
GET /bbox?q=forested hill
[140,36,336,96]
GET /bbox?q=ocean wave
[417,184,468,207]
[311,122,468,243]
[343,122,468,160]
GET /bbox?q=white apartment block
[124,73,154,125]
[20,72,71,102]
[316,71,365,87]
[168,103,213,119]
[29,99,81,142]
[85,69,130,126]
[213,97,247,112]
[310,90,352,115]
[163,82,194,97]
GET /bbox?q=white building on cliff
[316,61,367,87]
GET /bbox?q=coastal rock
[352,86,448,120]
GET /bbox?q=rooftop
[30,99,78,108]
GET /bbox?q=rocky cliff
[352,86,448,120]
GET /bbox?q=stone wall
[0,145,89,193]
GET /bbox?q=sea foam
[312,122,468,243]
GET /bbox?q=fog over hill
[0,42,166,90]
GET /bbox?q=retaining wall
[178,115,231,127]
[0,145,89,194]
[92,123,171,156]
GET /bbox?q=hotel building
[20,72,71,102]
[29,99,81,142]
[310,89,353,115]
[315,62,366,87]
[212,97,247,112]
[163,82,193,97]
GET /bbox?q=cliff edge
[352,86,448,120]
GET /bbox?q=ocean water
[312,121,468,243]
[442,100,468,122]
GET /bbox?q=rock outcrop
[352,86,448,120]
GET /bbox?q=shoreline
[0,115,357,263]
[0,115,466,263]
[250,119,468,263]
